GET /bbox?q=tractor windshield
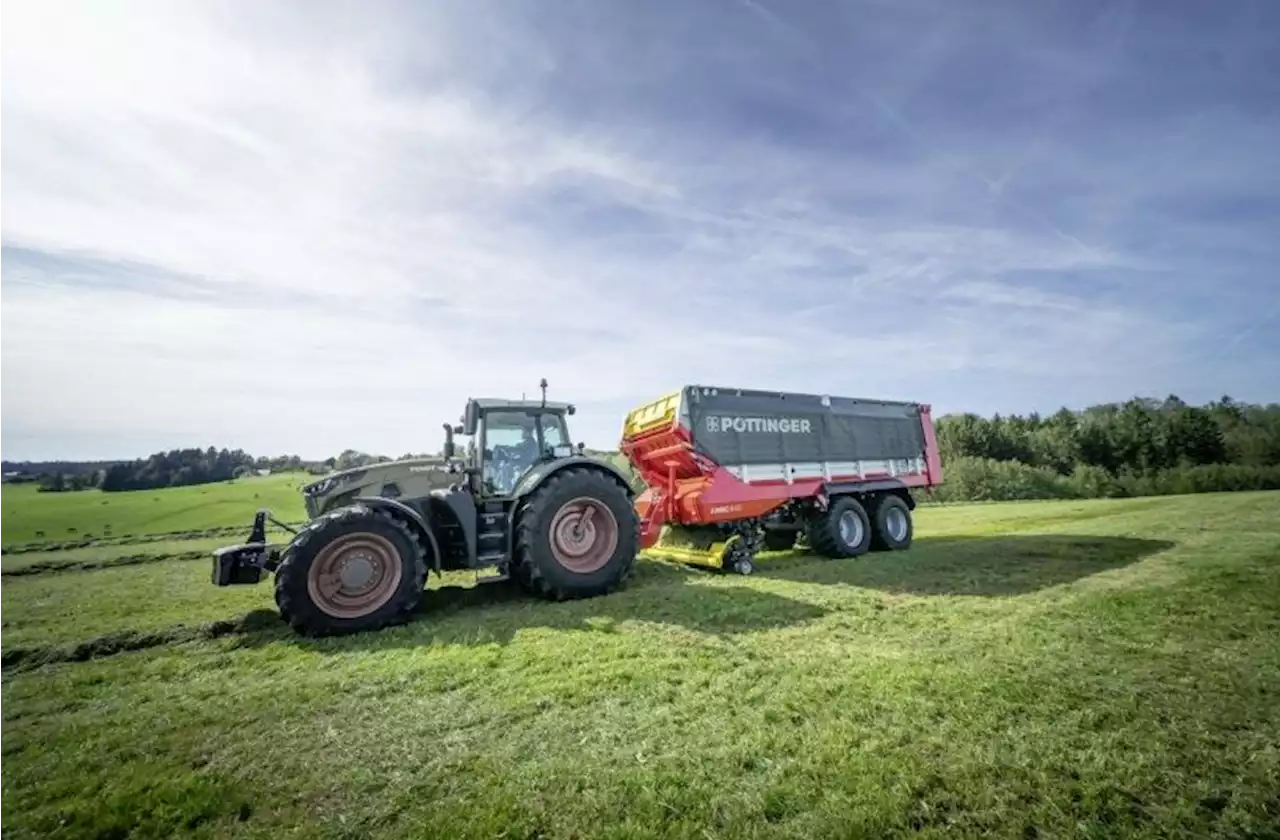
[481,411,541,495]
[480,410,572,495]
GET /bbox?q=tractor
[212,381,638,636]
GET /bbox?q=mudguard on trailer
[821,478,915,508]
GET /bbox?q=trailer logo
[705,416,813,434]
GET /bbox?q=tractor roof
[469,398,574,412]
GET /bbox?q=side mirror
[567,404,576,415]
[462,400,479,435]
[441,423,456,459]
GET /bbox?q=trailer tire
[869,494,913,551]
[514,467,638,601]
[274,505,427,636]
[807,496,872,558]
[762,529,798,552]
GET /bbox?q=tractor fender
[353,496,444,573]
[505,456,639,565]
[510,456,636,503]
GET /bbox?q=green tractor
[212,381,639,636]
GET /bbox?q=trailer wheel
[274,505,427,636]
[762,530,798,552]
[514,467,638,600]
[807,496,872,558]
[869,494,913,551]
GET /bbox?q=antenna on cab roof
[540,378,548,408]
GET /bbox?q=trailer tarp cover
[683,386,925,467]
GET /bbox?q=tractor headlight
[305,477,336,496]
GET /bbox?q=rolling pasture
[2,476,1278,839]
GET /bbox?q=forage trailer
[211,381,639,636]
[620,385,944,574]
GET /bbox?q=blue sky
[3,0,1278,461]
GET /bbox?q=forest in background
[1,449,422,493]
[929,395,1280,501]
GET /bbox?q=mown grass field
[0,472,308,546]
[2,486,1279,839]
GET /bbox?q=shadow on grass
[754,534,1176,596]
[1,562,827,670]
[3,534,1175,669]
[238,559,832,652]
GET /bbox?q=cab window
[540,415,568,452]
[481,412,539,495]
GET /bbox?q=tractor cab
[444,379,581,499]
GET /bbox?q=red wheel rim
[306,532,403,618]
[549,497,619,573]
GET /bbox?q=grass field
[0,472,309,547]
[2,487,1279,839]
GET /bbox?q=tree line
[8,449,309,493]
[8,447,442,493]
[929,395,1280,502]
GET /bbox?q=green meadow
[2,481,1278,839]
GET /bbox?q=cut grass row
[2,492,1278,839]
[0,527,302,577]
[0,523,304,556]
[0,472,309,547]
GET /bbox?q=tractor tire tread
[274,504,427,637]
[513,467,638,601]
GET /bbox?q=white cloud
[0,0,1240,460]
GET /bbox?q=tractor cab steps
[476,504,509,565]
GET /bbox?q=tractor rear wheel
[807,496,872,558]
[274,505,427,636]
[514,467,638,600]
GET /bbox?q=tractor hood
[301,458,455,517]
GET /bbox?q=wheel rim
[549,497,619,573]
[838,510,864,547]
[886,507,908,541]
[306,532,403,619]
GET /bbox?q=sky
[3,0,1278,462]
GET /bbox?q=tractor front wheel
[514,468,638,600]
[274,505,427,636]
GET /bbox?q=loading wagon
[619,384,944,573]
